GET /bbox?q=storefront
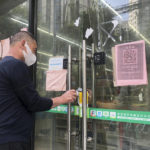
[1,0,150,150]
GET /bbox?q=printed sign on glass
[112,40,148,86]
[49,57,64,70]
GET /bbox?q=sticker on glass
[112,40,148,86]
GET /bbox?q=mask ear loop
[25,42,32,54]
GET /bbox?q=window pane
[0,0,29,39]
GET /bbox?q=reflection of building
[80,0,91,8]
[129,0,139,29]
[39,0,92,32]
[0,0,26,16]
[138,0,150,36]
[39,0,64,32]
[129,0,150,36]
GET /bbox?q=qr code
[123,49,137,64]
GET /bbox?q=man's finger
[72,95,77,100]
[70,89,76,93]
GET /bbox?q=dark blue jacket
[0,56,53,144]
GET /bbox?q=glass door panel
[35,0,150,150]
[85,0,150,150]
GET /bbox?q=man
[0,31,77,150]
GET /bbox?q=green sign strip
[88,108,150,124]
[47,105,68,114]
[47,105,150,124]
[47,105,79,116]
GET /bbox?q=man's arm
[51,90,77,108]
[9,61,77,112]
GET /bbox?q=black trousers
[0,142,31,150]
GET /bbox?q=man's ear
[21,40,26,47]
[20,40,26,51]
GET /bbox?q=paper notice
[112,40,148,86]
[46,69,67,91]
[112,47,117,86]
[49,57,64,71]
[0,42,2,58]
[0,38,10,58]
[138,93,143,102]
[21,28,28,31]
[85,27,94,39]
[112,20,118,30]
[74,17,80,27]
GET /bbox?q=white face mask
[23,42,36,66]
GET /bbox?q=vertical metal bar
[28,1,37,150]
[82,40,87,150]
[97,0,102,51]
[52,114,56,150]
[78,48,82,150]
[28,0,37,83]
[67,45,71,150]
[51,1,56,149]
[29,0,36,35]
[79,48,82,88]
[92,43,97,150]
[52,0,56,55]
[92,44,95,107]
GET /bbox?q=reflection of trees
[35,0,150,111]
[59,3,118,49]
[0,2,28,39]
[57,3,119,104]
[0,0,26,16]
[9,3,28,20]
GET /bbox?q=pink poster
[0,38,10,58]
[21,28,28,31]
[0,42,2,58]
[113,40,148,86]
[0,28,28,59]
[46,69,67,91]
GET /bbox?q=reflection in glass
[0,1,29,39]
[35,0,150,150]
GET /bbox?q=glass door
[34,0,150,150]
[79,0,150,150]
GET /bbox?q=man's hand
[51,89,77,108]
[60,89,77,103]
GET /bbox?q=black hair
[10,31,36,45]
